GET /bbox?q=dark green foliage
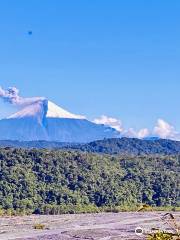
[0,148,179,214]
[77,138,180,155]
[1,138,180,155]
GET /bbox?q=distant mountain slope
[1,137,180,155]
[0,99,120,142]
[77,138,180,155]
[0,118,119,142]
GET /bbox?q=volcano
[0,99,120,142]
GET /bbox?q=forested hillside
[76,138,180,155]
[1,138,180,155]
[0,148,179,214]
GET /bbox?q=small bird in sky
[28,31,32,35]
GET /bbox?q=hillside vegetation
[0,148,179,214]
[1,138,180,155]
[75,138,180,155]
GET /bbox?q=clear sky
[0,0,180,133]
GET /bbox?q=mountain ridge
[0,100,120,142]
[1,137,180,155]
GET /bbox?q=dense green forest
[75,138,180,155]
[1,138,180,155]
[0,147,179,214]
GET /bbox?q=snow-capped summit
[8,99,47,123]
[8,99,85,122]
[0,98,120,142]
[0,86,120,142]
[46,101,85,119]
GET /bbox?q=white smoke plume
[0,86,45,106]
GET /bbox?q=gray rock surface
[0,212,179,240]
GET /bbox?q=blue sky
[0,0,180,133]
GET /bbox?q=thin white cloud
[93,115,123,132]
[93,115,149,139]
[137,128,150,138]
[153,119,180,140]
[94,116,180,141]
[123,127,149,139]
